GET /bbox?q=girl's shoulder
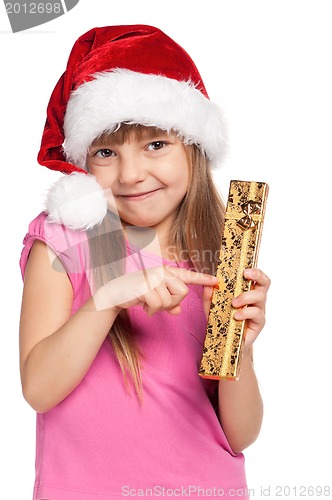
[20,211,90,280]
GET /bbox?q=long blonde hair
[86,125,225,403]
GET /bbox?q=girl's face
[86,130,189,235]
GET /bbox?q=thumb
[202,285,214,320]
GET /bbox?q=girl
[19,25,270,500]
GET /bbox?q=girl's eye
[147,141,167,151]
[94,149,115,158]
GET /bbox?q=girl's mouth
[120,188,162,201]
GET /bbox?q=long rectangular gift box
[198,180,269,381]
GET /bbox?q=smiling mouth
[119,188,162,200]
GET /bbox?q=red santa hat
[39,24,228,230]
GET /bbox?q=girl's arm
[217,268,270,453]
[217,349,263,454]
[19,240,120,413]
[203,268,270,454]
[20,240,219,413]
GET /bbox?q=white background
[1,1,332,499]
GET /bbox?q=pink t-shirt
[20,212,248,500]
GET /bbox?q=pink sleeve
[19,212,91,304]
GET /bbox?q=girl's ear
[45,172,108,231]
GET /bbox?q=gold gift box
[198,180,269,381]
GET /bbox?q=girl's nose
[118,155,146,184]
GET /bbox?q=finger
[164,272,189,298]
[244,268,271,291]
[153,282,175,310]
[165,266,218,286]
[140,279,188,316]
[233,306,265,327]
[139,289,163,316]
[202,285,214,319]
[143,295,183,317]
[232,289,266,309]
[166,304,182,315]
[141,285,185,317]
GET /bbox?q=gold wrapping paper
[198,180,269,381]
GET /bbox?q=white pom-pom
[45,172,108,230]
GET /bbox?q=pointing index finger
[165,266,218,286]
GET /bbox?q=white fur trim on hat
[45,172,108,230]
[63,69,228,169]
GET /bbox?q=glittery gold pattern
[198,180,269,381]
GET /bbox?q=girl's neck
[122,220,178,263]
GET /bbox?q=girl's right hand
[93,266,219,316]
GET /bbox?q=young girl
[19,25,270,500]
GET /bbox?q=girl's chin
[118,211,162,228]
[122,218,160,228]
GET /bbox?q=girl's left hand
[203,268,270,353]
